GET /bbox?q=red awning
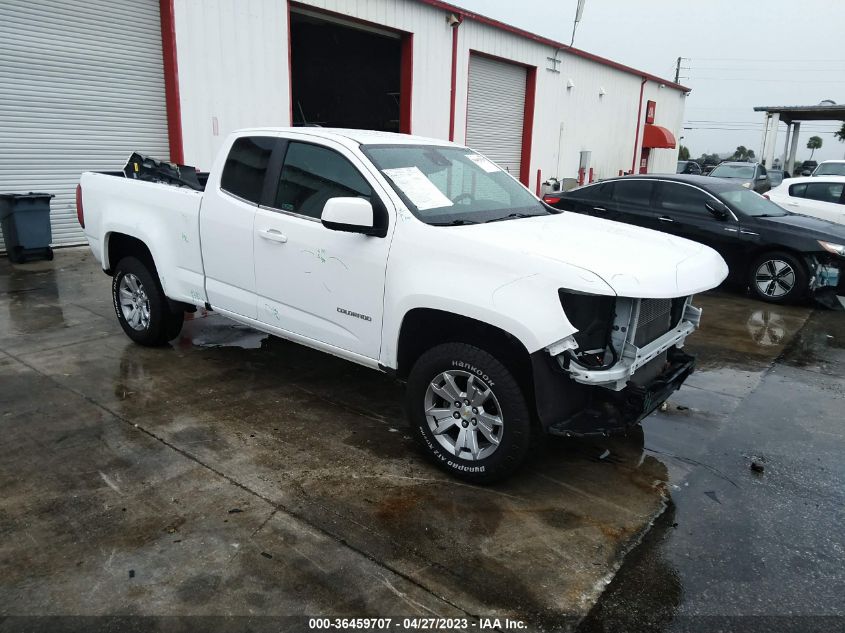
[642,124,676,149]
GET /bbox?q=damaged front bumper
[530,295,701,436]
[556,299,701,391]
[810,257,845,310]
[547,347,696,437]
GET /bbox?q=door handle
[658,216,674,223]
[259,228,288,243]
[592,206,607,212]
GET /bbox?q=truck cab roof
[232,126,458,148]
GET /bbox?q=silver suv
[709,161,771,193]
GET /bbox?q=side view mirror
[321,197,381,236]
[705,200,729,220]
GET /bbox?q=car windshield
[719,188,788,217]
[362,144,548,224]
[710,164,755,179]
[815,163,845,176]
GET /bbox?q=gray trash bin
[0,193,54,264]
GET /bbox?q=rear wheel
[406,342,533,484]
[112,256,183,346]
[749,251,807,304]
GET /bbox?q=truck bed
[79,169,208,308]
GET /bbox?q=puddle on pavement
[2,265,66,333]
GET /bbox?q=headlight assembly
[818,240,845,257]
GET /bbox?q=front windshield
[720,188,788,217]
[710,164,755,179]
[815,163,845,176]
[363,144,548,224]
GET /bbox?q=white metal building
[0,0,688,249]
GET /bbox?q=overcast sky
[454,0,845,164]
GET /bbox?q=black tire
[748,251,807,304]
[406,342,533,484]
[112,256,183,346]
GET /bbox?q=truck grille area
[634,299,673,347]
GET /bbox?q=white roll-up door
[0,0,170,250]
[465,54,527,179]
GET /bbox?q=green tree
[678,145,690,161]
[695,153,721,168]
[835,123,845,143]
[807,136,823,159]
[731,145,756,161]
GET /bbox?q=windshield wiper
[429,219,478,226]
[485,212,537,223]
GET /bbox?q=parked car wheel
[749,251,807,304]
[112,256,183,346]
[406,342,532,483]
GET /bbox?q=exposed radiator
[634,298,673,347]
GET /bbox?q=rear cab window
[220,136,277,204]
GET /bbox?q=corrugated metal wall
[465,54,526,177]
[0,0,169,249]
[173,0,291,169]
[453,16,686,184]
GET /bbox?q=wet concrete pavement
[1,249,843,631]
[579,296,845,631]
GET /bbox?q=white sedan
[766,176,845,225]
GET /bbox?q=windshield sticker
[382,166,454,210]
[465,154,500,173]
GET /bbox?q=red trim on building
[415,0,689,92]
[519,66,536,187]
[448,22,461,141]
[400,34,413,134]
[631,78,646,174]
[159,0,183,164]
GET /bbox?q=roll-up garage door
[0,0,170,249]
[465,54,527,179]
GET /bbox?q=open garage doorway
[289,6,412,133]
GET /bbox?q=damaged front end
[531,291,700,437]
[809,255,845,310]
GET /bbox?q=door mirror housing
[321,197,380,236]
[705,199,729,220]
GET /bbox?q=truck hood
[456,212,728,298]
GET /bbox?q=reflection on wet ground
[1,249,843,631]
[579,293,845,632]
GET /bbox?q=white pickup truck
[78,128,727,482]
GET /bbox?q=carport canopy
[754,103,845,172]
[642,124,676,149]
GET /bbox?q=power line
[688,77,845,83]
[693,57,845,63]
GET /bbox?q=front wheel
[406,343,533,484]
[112,256,183,346]
[749,251,807,304]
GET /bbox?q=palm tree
[807,136,823,159]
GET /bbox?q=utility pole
[674,57,682,84]
[570,0,586,47]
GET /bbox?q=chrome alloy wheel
[755,259,795,298]
[118,273,151,331]
[423,370,504,461]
